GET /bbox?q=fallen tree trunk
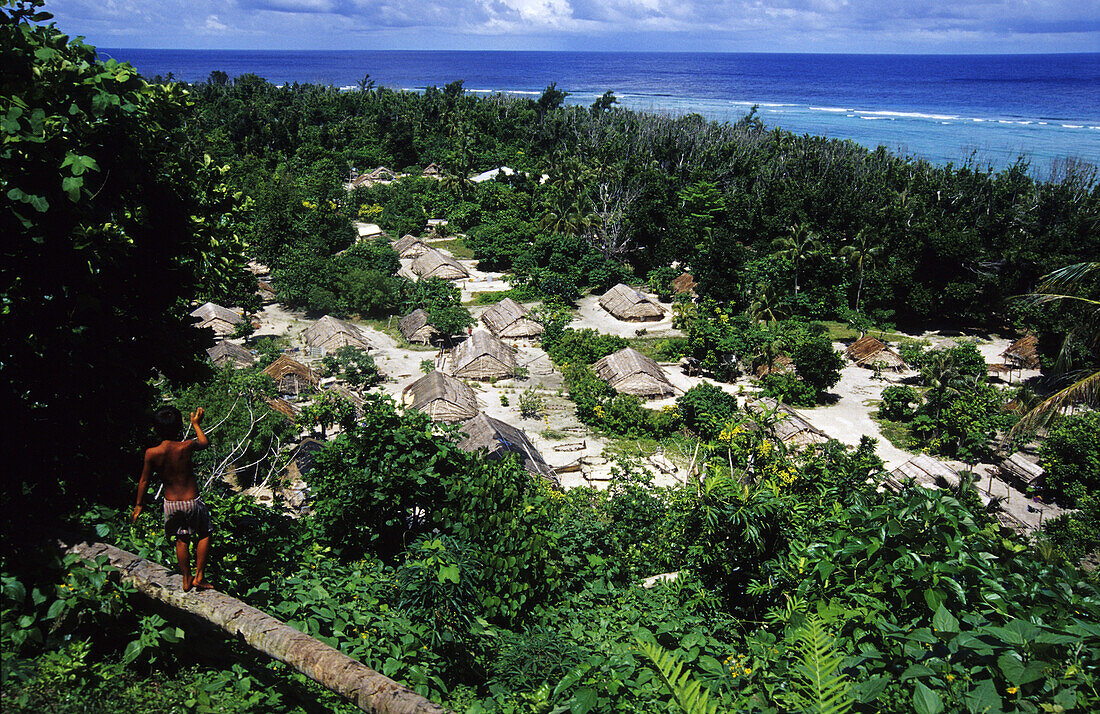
[61,540,452,714]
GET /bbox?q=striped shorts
[163,497,212,539]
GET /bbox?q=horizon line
[97,47,1100,58]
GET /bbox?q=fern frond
[635,637,722,714]
[790,617,853,714]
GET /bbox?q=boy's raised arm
[190,408,210,451]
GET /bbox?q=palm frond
[1005,368,1100,441]
[635,637,722,714]
[1037,261,1100,292]
[789,617,853,714]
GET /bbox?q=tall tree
[839,229,884,313]
[771,223,824,296]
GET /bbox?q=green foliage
[759,372,818,407]
[678,384,739,440]
[320,346,380,387]
[635,637,721,714]
[792,336,844,399]
[1039,411,1100,506]
[543,327,628,367]
[788,618,852,714]
[879,385,919,421]
[402,277,472,338]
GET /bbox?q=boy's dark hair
[153,406,183,440]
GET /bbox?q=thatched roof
[886,454,961,491]
[265,397,300,420]
[748,398,829,446]
[458,413,556,481]
[999,451,1044,487]
[846,335,907,371]
[671,272,696,295]
[450,330,516,380]
[592,347,675,398]
[480,298,544,339]
[190,302,243,327]
[206,341,254,368]
[754,355,792,378]
[399,309,439,344]
[599,283,665,321]
[302,315,371,352]
[422,163,443,177]
[1002,334,1040,369]
[402,371,479,423]
[282,437,324,481]
[263,356,318,386]
[392,234,430,258]
[256,279,277,303]
[412,249,469,281]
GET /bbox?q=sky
[45,0,1100,53]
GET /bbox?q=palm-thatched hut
[256,279,278,305]
[671,272,696,295]
[392,234,430,258]
[399,309,439,344]
[599,284,665,322]
[449,330,516,381]
[263,356,318,396]
[747,398,829,447]
[592,347,675,398]
[412,249,470,281]
[846,335,907,371]
[458,413,556,482]
[265,397,300,420]
[206,341,254,368]
[885,454,961,492]
[480,298,544,340]
[1002,334,1040,370]
[421,163,444,179]
[303,315,371,354]
[999,451,1044,489]
[402,371,479,423]
[190,302,243,337]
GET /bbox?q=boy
[132,406,213,591]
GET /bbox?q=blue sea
[101,49,1100,173]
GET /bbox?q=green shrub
[878,385,918,421]
[1040,411,1100,506]
[792,337,844,398]
[759,373,817,407]
[678,384,739,440]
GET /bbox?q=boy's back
[143,438,201,502]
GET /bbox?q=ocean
[101,49,1100,173]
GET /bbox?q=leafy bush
[878,385,918,421]
[792,337,844,398]
[677,384,739,440]
[543,328,628,367]
[759,373,817,407]
[320,346,380,387]
[1039,411,1100,506]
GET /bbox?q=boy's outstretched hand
[131,504,142,523]
[190,407,204,425]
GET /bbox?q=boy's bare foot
[181,576,193,592]
[191,578,214,590]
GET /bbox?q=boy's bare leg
[191,535,213,590]
[175,538,193,591]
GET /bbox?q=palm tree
[839,229,884,313]
[771,223,824,296]
[1008,261,1100,439]
[747,282,786,325]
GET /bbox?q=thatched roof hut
[458,413,556,482]
[885,454,961,492]
[265,396,300,420]
[412,249,469,281]
[402,371,479,423]
[263,356,318,396]
[392,234,430,258]
[190,302,243,337]
[592,347,675,398]
[399,309,439,344]
[999,451,1044,488]
[748,398,829,447]
[846,335,907,371]
[671,272,696,295]
[256,279,277,305]
[421,163,444,179]
[449,330,516,381]
[599,283,664,322]
[480,298,544,339]
[1002,334,1040,370]
[206,341,254,368]
[303,315,371,354]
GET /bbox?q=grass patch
[601,433,701,470]
[870,410,914,451]
[468,286,542,305]
[542,429,570,441]
[627,336,690,362]
[431,237,474,260]
[816,321,930,347]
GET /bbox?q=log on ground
[60,539,452,714]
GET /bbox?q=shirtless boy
[132,406,213,591]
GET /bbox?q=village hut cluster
[599,283,665,322]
